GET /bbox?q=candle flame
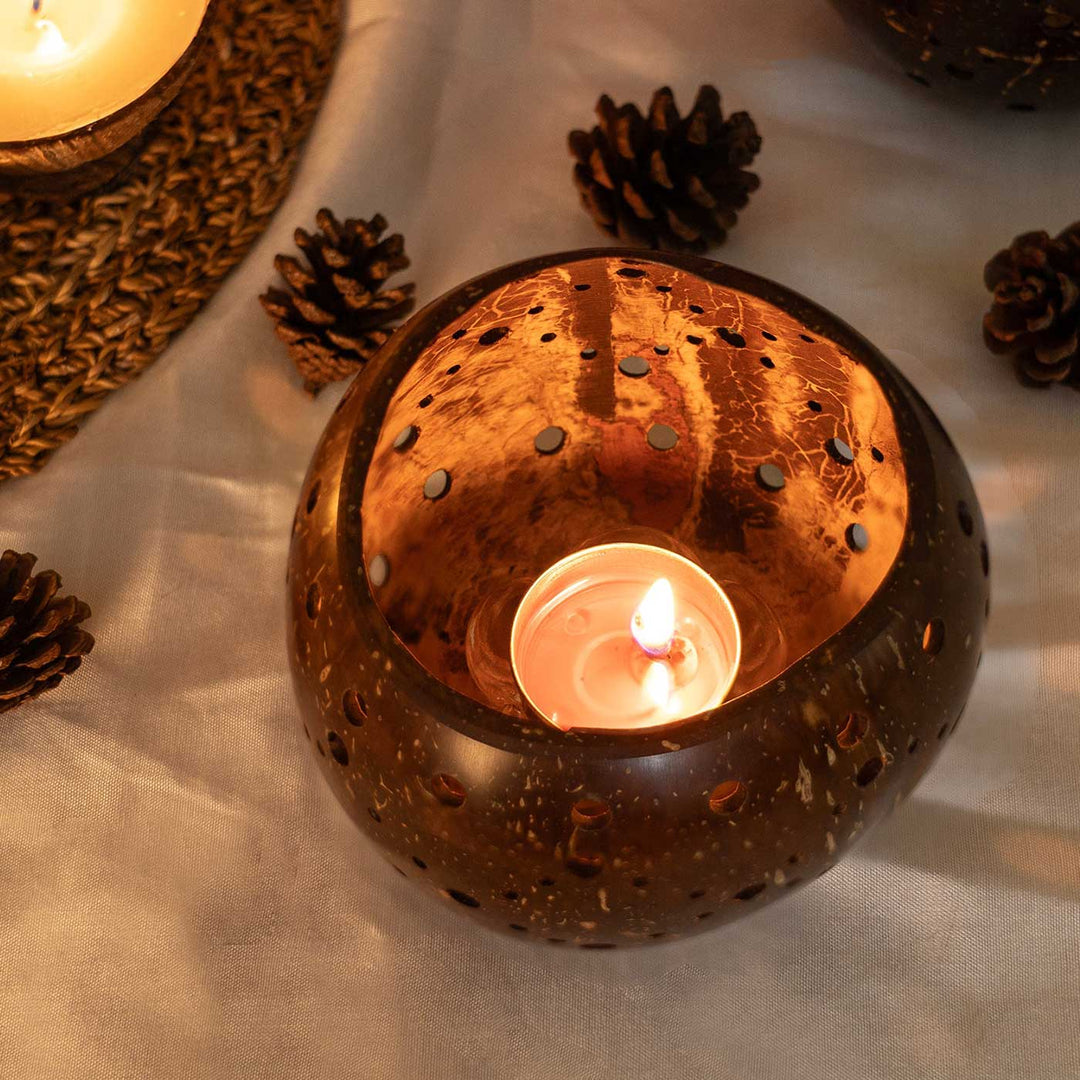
[33,17,69,63]
[631,578,676,658]
[643,661,672,711]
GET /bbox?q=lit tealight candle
[0,0,209,143]
[510,544,741,732]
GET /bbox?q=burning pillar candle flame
[631,577,676,658]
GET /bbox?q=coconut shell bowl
[286,248,989,948]
[829,0,1080,111]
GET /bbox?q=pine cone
[569,85,761,252]
[0,551,94,715]
[260,210,416,395]
[984,223,1080,386]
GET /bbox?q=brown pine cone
[260,210,416,395]
[0,551,94,715]
[983,223,1080,386]
[569,85,761,252]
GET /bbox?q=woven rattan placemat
[0,0,341,483]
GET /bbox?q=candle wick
[32,0,42,15]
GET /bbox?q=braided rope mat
[0,0,341,483]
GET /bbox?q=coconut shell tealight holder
[829,0,1080,111]
[287,249,989,947]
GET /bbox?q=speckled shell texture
[287,249,989,948]
[830,0,1080,110]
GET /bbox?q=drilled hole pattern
[957,500,974,536]
[446,889,479,908]
[326,731,348,766]
[432,773,467,808]
[477,325,510,347]
[734,883,766,901]
[305,581,320,620]
[342,689,366,725]
[571,798,612,829]
[923,618,945,656]
[855,756,885,787]
[836,712,870,750]
[709,780,747,815]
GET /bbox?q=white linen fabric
[1,2,1076,1077]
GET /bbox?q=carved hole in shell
[734,882,766,901]
[432,773,467,808]
[574,283,591,291]
[451,328,466,339]
[571,798,612,830]
[907,735,920,754]
[509,923,528,932]
[807,399,822,413]
[616,267,646,278]
[709,780,747,816]
[655,284,672,293]
[503,889,519,901]
[306,481,320,514]
[445,888,479,908]
[540,332,556,342]
[855,756,885,787]
[305,581,320,621]
[800,334,816,343]
[980,541,990,577]
[528,305,544,314]
[539,876,556,887]
[836,711,870,750]
[478,326,510,346]
[566,853,604,878]
[718,327,746,348]
[418,394,434,408]
[945,62,975,81]
[326,731,348,766]
[761,330,777,341]
[689,303,704,313]
[938,722,949,740]
[342,689,366,725]
[686,334,704,345]
[412,856,427,870]
[367,807,381,823]
[446,364,461,375]
[922,618,945,656]
[871,446,885,462]
[957,500,974,536]
[760,356,775,369]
